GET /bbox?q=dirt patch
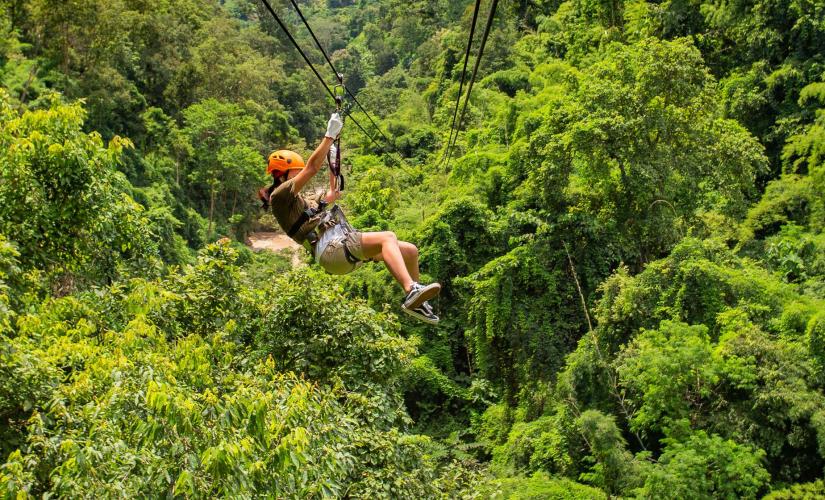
[247,232,305,267]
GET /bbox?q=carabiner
[333,72,345,112]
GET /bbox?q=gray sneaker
[402,282,441,310]
[402,300,439,325]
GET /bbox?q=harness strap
[327,139,345,191]
[287,200,329,238]
[336,134,344,190]
[287,211,310,238]
[343,243,361,265]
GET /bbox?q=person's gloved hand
[325,112,343,139]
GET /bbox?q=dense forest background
[1,0,824,497]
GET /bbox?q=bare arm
[324,168,341,203]
[292,113,343,194]
[291,136,334,194]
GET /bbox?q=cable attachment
[332,72,345,111]
[329,71,346,191]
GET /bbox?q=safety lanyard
[328,136,344,191]
[328,76,346,191]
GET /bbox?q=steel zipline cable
[276,0,422,176]
[257,0,383,150]
[286,0,393,147]
[444,0,500,168]
[439,0,482,169]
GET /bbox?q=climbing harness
[286,200,362,272]
[313,205,362,269]
[286,199,326,240]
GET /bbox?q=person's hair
[258,173,284,210]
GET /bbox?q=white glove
[325,112,343,139]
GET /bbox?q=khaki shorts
[318,230,367,275]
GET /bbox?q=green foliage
[462,243,575,400]
[401,354,484,435]
[616,321,718,435]
[764,224,825,284]
[0,332,59,459]
[0,241,471,498]
[0,19,44,107]
[420,197,500,291]
[784,80,825,174]
[168,241,256,341]
[739,174,819,243]
[255,268,417,427]
[593,238,803,346]
[491,412,576,478]
[808,313,825,376]
[638,430,770,499]
[4,0,825,495]
[576,409,642,494]
[166,17,280,108]
[345,165,400,231]
[0,234,40,316]
[133,183,193,265]
[765,479,825,500]
[515,38,765,263]
[239,246,293,286]
[0,91,160,286]
[181,98,264,236]
[491,472,607,499]
[560,237,825,485]
[3,324,357,497]
[477,403,512,450]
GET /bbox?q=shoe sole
[401,306,440,325]
[403,283,442,310]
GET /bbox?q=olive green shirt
[269,178,324,244]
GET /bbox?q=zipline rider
[259,112,441,324]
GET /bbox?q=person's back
[268,177,322,244]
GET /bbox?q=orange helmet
[267,150,305,176]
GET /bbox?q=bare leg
[399,241,420,282]
[361,231,415,293]
[371,240,419,282]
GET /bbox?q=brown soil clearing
[247,232,304,267]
